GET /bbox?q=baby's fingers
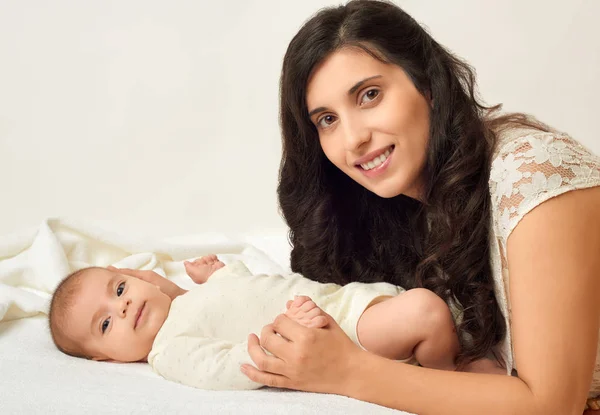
[308,316,329,328]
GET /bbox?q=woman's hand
[108,266,187,300]
[241,302,366,395]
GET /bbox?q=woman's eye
[360,88,380,104]
[116,282,125,296]
[102,318,110,333]
[317,114,337,129]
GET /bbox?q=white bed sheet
[0,221,411,414]
[0,317,407,415]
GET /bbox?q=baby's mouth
[134,301,146,329]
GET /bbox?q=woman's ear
[426,90,433,107]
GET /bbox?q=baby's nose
[120,298,132,316]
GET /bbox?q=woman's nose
[342,119,371,151]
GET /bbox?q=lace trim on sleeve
[490,132,600,244]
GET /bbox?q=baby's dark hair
[48,267,103,359]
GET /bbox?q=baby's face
[66,268,171,362]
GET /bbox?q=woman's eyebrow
[308,107,327,118]
[347,75,382,95]
[308,75,383,118]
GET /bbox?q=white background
[1,0,598,239]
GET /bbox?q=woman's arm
[243,187,600,414]
[244,314,541,414]
[506,186,600,411]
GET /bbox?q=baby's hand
[184,254,225,284]
[285,295,329,328]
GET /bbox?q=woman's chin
[368,184,405,199]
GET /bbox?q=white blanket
[0,218,288,322]
[0,218,411,415]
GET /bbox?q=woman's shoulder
[488,119,600,243]
[491,116,585,158]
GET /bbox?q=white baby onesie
[148,261,403,390]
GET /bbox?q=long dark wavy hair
[278,0,544,366]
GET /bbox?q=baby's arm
[184,255,225,284]
[150,336,262,390]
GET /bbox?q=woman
[240,0,600,413]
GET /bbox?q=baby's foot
[285,296,328,328]
[184,254,225,284]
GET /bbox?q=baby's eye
[116,282,125,296]
[101,318,110,333]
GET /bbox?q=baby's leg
[357,288,459,370]
[285,296,329,328]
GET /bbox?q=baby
[48,255,498,390]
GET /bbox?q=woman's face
[306,47,431,199]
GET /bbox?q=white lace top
[488,126,600,399]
